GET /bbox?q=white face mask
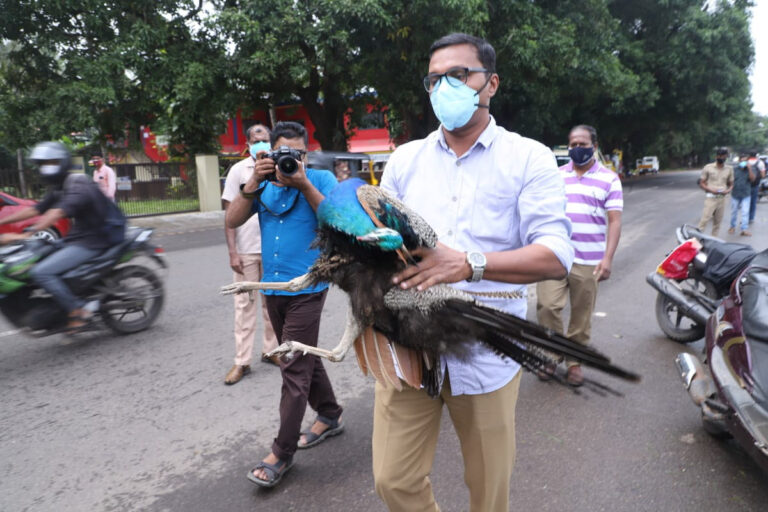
[40,164,59,176]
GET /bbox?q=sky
[751,2,768,115]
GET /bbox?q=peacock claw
[267,342,302,360]
[220,283,252,295]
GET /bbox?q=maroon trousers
[265,290,342,461]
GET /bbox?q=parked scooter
[0,226,166,336]
[646,225,755,342]
[675,249,768,475]
[758,176,768,202]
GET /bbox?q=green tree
[220,0,399,151]
[0,0,760,164]
[0,0,232,155]
[354,0,489,142]
[606,0,758,166]
[352,0,647,148]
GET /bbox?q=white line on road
[0,329,21,338]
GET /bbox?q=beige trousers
[536,263,598,367]
[233,253,277,366]
[697,195,727,236]
[372,371,521,512]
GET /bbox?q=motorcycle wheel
[654,278,717,343]
[101,265,164,334]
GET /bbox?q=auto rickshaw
[307,151,390,185]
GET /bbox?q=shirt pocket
[470,187,517,244]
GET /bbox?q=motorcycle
[646,225,755,342]
[0,226,166,336]
[675,248,768,475]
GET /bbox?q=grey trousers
[29,243,101,312]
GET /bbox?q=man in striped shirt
[536,125,623,386]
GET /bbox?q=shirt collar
[563,159,600,174]
[434,116,498,154]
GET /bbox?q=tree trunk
[299,86,349,151]
[17,149,28,198]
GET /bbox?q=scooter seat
[703,243,756,293]
[741,250,768,344]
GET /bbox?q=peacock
[221,178,639,395]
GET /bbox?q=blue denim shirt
[253,168,337,295]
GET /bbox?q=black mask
[716,157,726,164]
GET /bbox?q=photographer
[226,121,343,488]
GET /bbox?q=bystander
[536,125,623,386]
[220,123,279,385]
[729,155,755,236]
[697,148,733,236]
[90,156,116,201]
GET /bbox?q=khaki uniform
[697,162,734,236]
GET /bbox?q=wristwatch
[466,251,486,282]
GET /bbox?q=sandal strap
[300,431,321,444]
[317,414,340,428]
[253,457,292,481]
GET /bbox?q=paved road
[1,171,767,511]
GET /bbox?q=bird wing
[356,185,438,250]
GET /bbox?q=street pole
[16,148,27,198]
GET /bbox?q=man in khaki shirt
[697,148,734,236]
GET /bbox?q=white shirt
[381,117,573,395]
[221,157,263,254]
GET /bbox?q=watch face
[468,252,485,266]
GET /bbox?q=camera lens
[277,156,298,175]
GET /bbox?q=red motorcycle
[646,225,755,342]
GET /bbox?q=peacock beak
[356,228,403,251]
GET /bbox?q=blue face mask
[739,161,748,168]
[249,141,271,159]
[568,146,595,166]
[430,79,483,131]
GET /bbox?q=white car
[636,156,659,174]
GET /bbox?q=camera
[264,146,303,180]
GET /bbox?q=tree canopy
[0,0,762,166]
[0,0,231,155]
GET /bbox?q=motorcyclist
[0,141,121,330]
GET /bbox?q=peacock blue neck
[318,178,403,251]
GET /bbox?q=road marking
[0,329,22,338]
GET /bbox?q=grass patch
[118,198,199,217]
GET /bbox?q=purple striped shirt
[560,161,623,265]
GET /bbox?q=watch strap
[239,183,257,199]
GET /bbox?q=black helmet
[29,141,72,185]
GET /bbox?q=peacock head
[356,227,403,251]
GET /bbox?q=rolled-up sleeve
[517,147,574,272]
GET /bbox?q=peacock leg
[219,273,313,296]
[266,308,362,363]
